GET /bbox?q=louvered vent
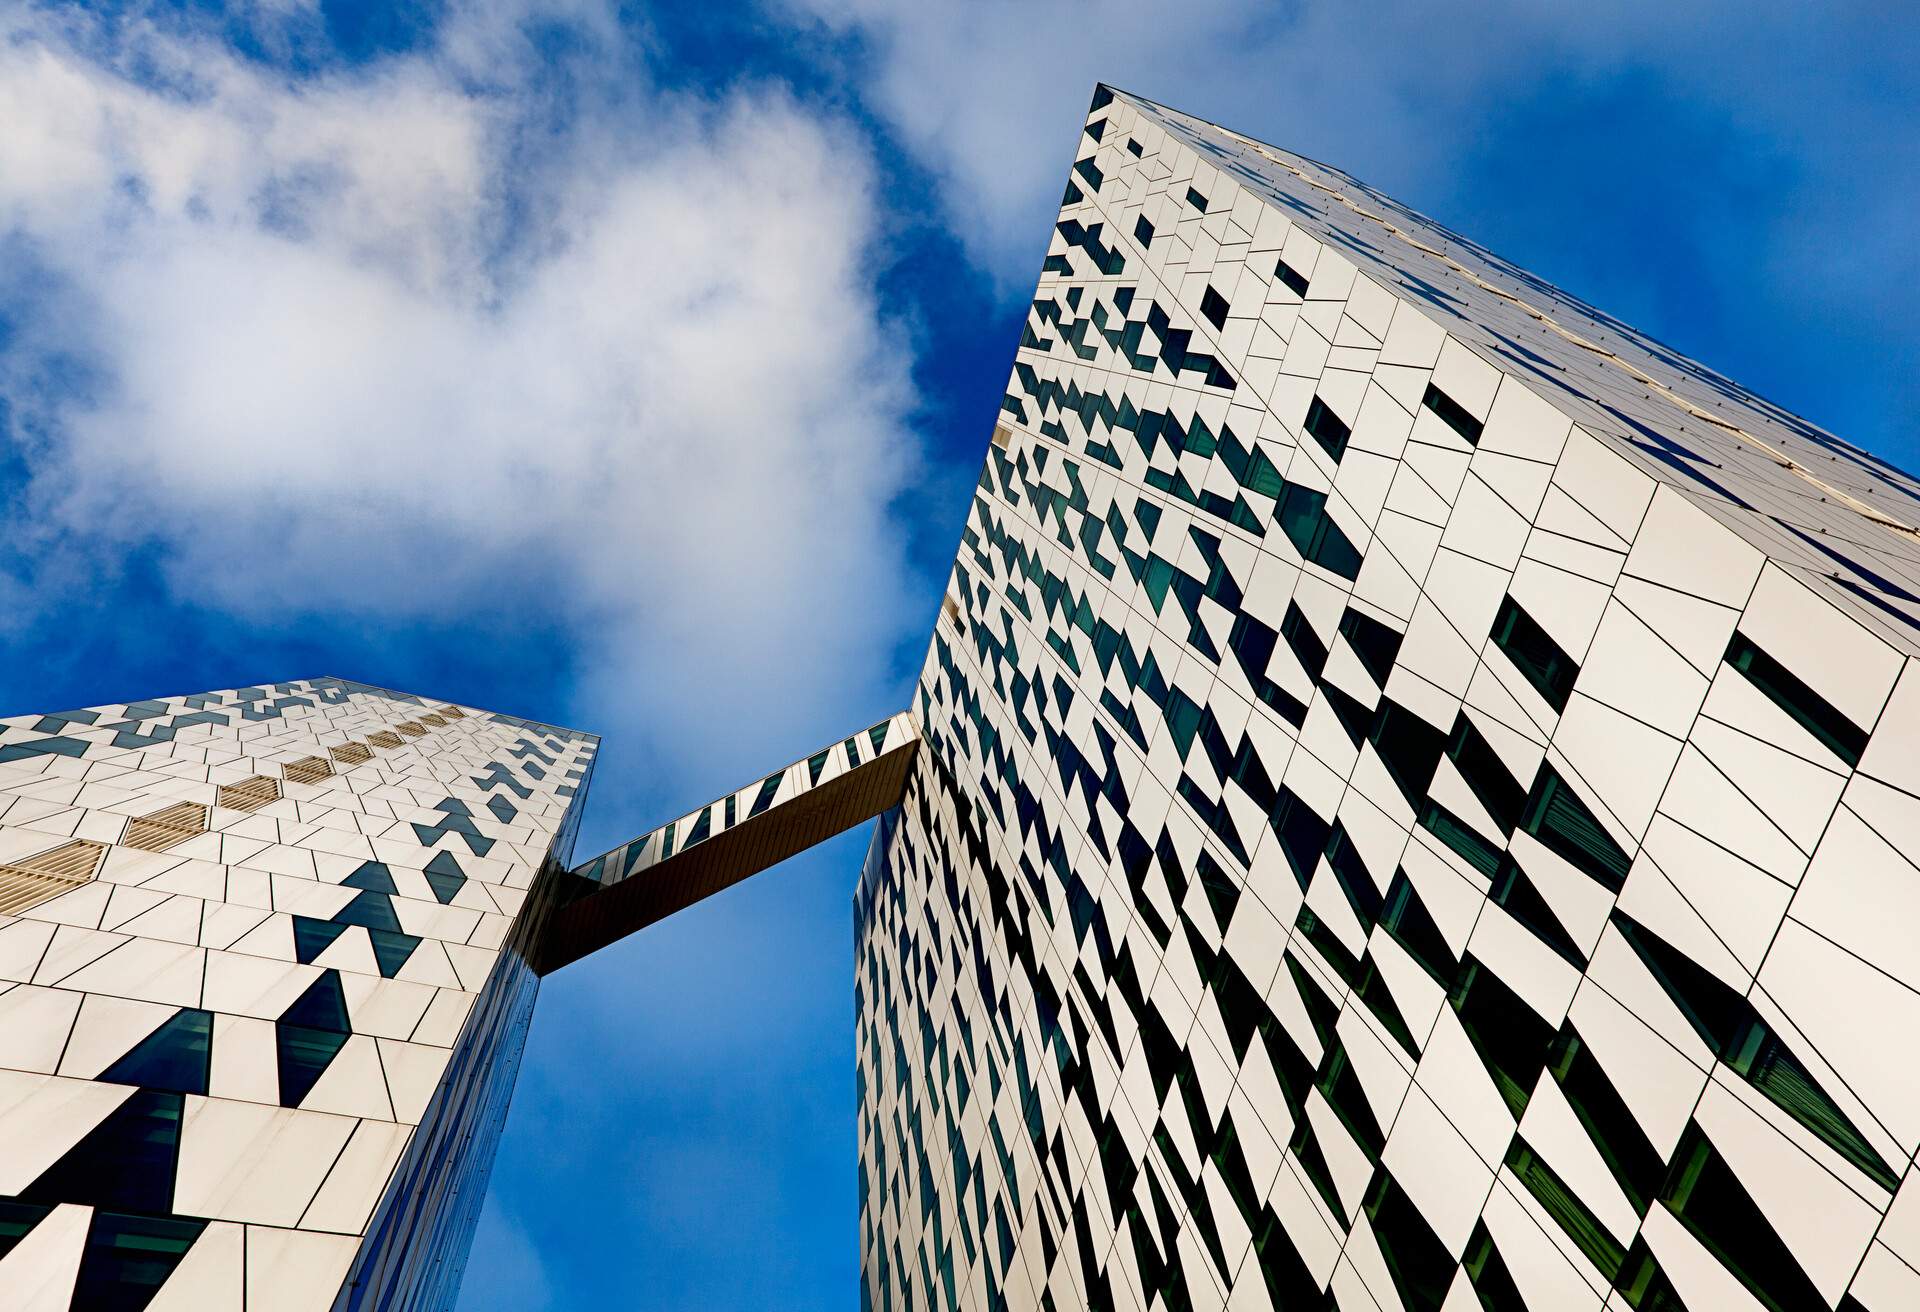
[436,705,467,719]
[418,713,448,728]
[395,721,426,738]
[0,839,106,915]
[366,731,405,750]
[123,802,209,853]
[991,423,1012,450]
[216,775,281,813]
[283,755,335,786]
[329,741,373,767]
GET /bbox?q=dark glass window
[1126,138,1142,157]
[99,1008,212,1096]
[1446,713,1526,834]
[72,1210,207,1312]
[1724,632,1868,766]
[1462,1221,1527,1311]
[1339,607,1403,687]
[1489,595,1577,712]
[0,1199,51,1264]
[1521,765,1631,892]
[1381,870,1456,986]
[1490,857,1585,968]
[1280,601,1327,681]
[749,772,783,818]
[1270,788,1331,892]
[1323,822,1382,929]
[1661,1126,1828,1310]
[1274,482,1363,579]
[1422,382,1484,444]
[1547,1027,1664,1212]
[277,1024,349,1106]
[1364,1170,1455,1312]
[1505,1138,1624,1280]
[24,1089,185,1214]
[1134,215,1154,247]
[1418,800,1501,875]
[1186,186,1208,212]
[1451,957,1553,1117]
[1275,258,1310,297]
[1303,395,1351,462]
[1368,701,1448,810]
[1200,286,1229,330]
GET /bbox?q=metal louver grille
[283,755,335,786]
[436,706,466,719]
[394,721,427,738]
[0,839,106,915]
[216,775,281,813]
[418,713,448,728]
[329,742,373,767]
[366,731,405,750]
[122,802,209,853]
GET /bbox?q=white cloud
[0,6,922,776]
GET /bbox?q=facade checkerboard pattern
[0,678,594,1309]
[3,84,1920,1311]
[853,88,1920,1312]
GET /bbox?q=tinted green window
[99,1008,213,1096]
[1505,1138,1624,1279]
[1463,1222,1528,1311]
[72,1210,207,1312]
[1724,631,1868,766]
[1418,800,1502,875]
[1303,395,1351,462]
[1489,595,1577,712]
[1522,764,1631,892]
[749,772,783,818]
[1276,483,1327,558]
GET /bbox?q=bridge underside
[531,711,918,975]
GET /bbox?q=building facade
[2,85,1919,1312]
[852,89,1920,1312]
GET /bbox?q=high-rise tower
[854,88,1920,1312]
[1,85,1918,1312]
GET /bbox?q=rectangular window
[1133,215,1154,248]
[1489,594,1578,713]
[1723,632,1868,766]
[1186,186,1208,212]
[1275,258,1310,297]
[1422,382,1484,444]
[1200,286,1229,330]
[1303,395,1351,462]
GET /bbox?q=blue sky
[0,1,1915,1307]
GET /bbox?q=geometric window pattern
[854,87,1920,1312]
[6,85,1920,1312]
[0,677,596,1310]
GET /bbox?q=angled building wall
[854,87,1920,1312]
[0,678,594,1310]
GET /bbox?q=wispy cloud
[0,3,924,794]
